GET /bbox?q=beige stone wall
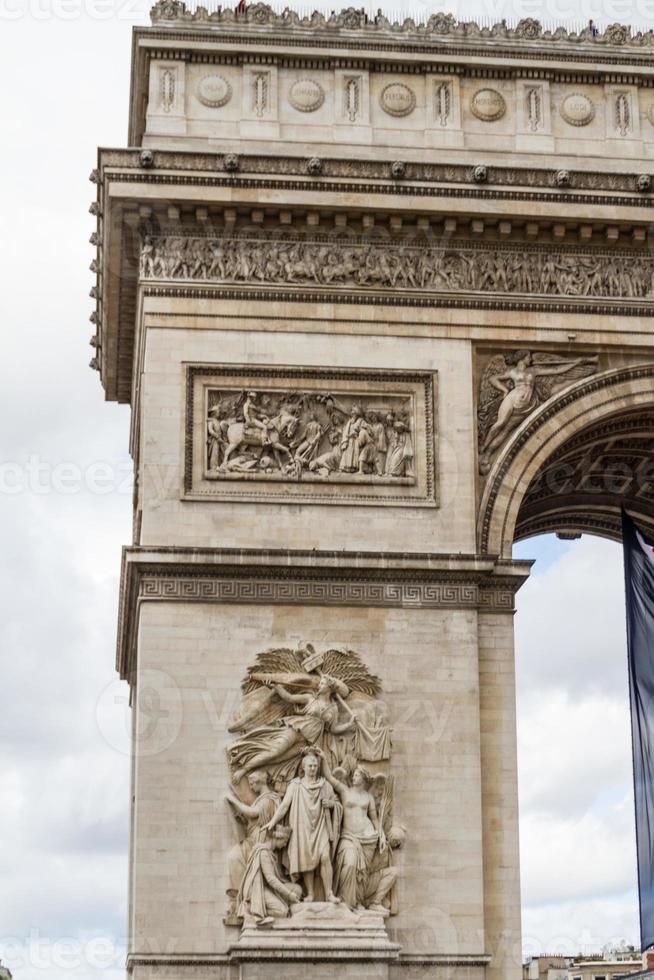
[130,600,487,965]
[136,321,476,553]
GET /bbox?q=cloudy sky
[0,0,648,976]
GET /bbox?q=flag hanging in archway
[623,507,654,952]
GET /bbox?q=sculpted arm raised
[488,370,512,395]
[225,792,260,821]
[313,747,347,797]
[263,784,293,833]
[532,357,596,378]
[270,682,313,706]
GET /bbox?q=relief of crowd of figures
[206,388,415,482]
[224,644,404,927]
[141,235,654,300]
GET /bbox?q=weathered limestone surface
[92,5,654,980]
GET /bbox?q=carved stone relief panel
[185,365,437,507]
[476,349,599,475]
[242,65,278,121]
[605,85,640,140]
[224,641,404,930]
[515,79,550,136]
[140,234,654,304]
[433,79,452,126]
[146,59,186,126]
[334,69,370,128]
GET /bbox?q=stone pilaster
[477,610,522,980]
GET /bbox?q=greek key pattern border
[139,574,518,610]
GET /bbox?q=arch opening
[479,364,654,557]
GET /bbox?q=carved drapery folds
[186,366,436,507]
[140,234,654,303]
[225,643,403,928]
[477,351,599,474]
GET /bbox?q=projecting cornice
[88,146,654,402]
[148,3,653,57]
[116,546,532,680]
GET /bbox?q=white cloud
[515,537,639,952]
[0,3,649,977]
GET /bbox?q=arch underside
[514,408,654,545]
[479,365,654,555]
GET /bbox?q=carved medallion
[646,104,654,127]
[224,641,404,925]
[379,82,416,117]
[560,93,595,127]
[289,78,325,113]
[197,74,232,108]
[470,88,506,122]
[185,365,437,507]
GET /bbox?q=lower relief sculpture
[224,643,404,931]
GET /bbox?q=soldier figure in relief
[225,770,280,910]
[243,391,270,438]
[339,404,364,472]
[237,824,303,924]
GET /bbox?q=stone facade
[92,6,654,980]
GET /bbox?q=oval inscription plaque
[470,88,506,122]
[560,93,595,126]
[289,78,325,113]
[197,74,232,108]
[380,82,416,117]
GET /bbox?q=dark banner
[623,508,654,952]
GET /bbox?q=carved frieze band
[139,575,490,606]
[101,148,653,196]
[141,234,654,303]
[116,554,528,678]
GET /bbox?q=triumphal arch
[91,5,654,978]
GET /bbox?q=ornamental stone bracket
[116,546,532,680]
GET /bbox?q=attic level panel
[140,55,654,163]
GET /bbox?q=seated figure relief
[224,644,403,925]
